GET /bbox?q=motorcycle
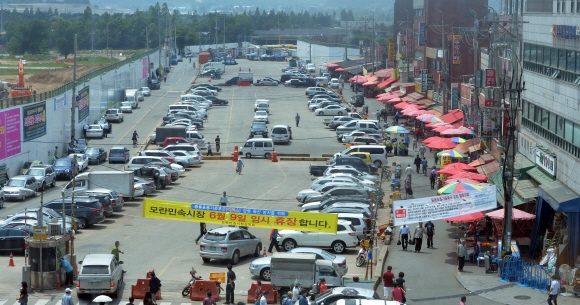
[182,268,203,296]
[356,243,368,267]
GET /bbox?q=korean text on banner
[22,101,47,141]
[393,185,497,226]
[77,86,90,122]
[142,57,148,79]
[453,35,461,65]
[143,198,338,233]
[0,108,21,159]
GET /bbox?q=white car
[256,78,279,86]
[139,87,151,96]
[318,173,376,188]
[254,111,269,123]
[67,153,89,172]
[171,150,201,165]
[329,78,340,89]
[341,131,368,143]
[3,176,40,201]
[133,182,145,197]
[323,166,379,183]
[296,185,326,202]
[86,125,104,138]
[276,220,359,253]
[191,87,218,96]
[119,102,133,113]
[315,105,348,116]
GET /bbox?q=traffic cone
[233,145,239,161]
[271,151,278,162]
[57,279,61,291]
[8,252,15,267]
[262,248,267,257]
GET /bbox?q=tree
[55,19,74,58]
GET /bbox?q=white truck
[270,253,342,294]
[62,171,135,199]
[203,62,225,74]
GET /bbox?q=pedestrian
[111,241,124,262]
[421,158,428,175]
[425,221,435,248]
[434,151,439,166]
[394,112,400,124]
[224,264,236,305]
[203,291,216,305]
[164,75,166,82]
[62,288,74,305]
[413,222,425,252]
[404,164,413,183]
[319,278,328,294]
[382,266,395,300]
[143,292,154,305]
[299,289,309,305]
[149,271,161,304]
[412,138,417,151]
[16,281,28,305]
[127,297,135,305]
[254,280,263,305]
[429,168,436,189]
[268,228,281,253]
[207,142,213,156]
[60,258,74,286]
[236,158,244,174]
[457,239,467,272]
[404,135,410,148]
[103,122,109,137]
[292,284,300,302]
[215,136,221,152]
[390,282,406,303]
[54,146,59,160]
[132,130,139,147]
[460,296,467,305]
[295,113,300,127]
[282,292,293,305]
[469,241,480,263]
[485,216,493,241]
[260,292,269,305]
[83,124,89,138]
[195,222,207,244]
[404,179,413,199]
[548,275,560,305]
[376,109,381,122]
[219,191,229,206]
[419,144,426,158]
[395,272,406,291]
[413,155,421,173]
[341,80,345,89]
[399,224,410,250]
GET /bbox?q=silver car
[171,150,201,165]
[3,176,40,201]
[25,165,57,191]
[199,227,262,265]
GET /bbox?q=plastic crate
[209,272,226,284]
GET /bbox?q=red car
[163,137,193,148]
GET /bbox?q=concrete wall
[0,50,160,177]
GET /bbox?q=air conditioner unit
[47,223,62,236]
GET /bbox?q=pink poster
[142,57,148,79]
[0,108,22,159]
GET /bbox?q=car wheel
[50,179,56,187]
[0,198,4,208]
[156,181,163,189]
[337,111,343,116]
[331,241,346,254]
[265,153,271,160]
[373,160,382,167]
[41,182,46,192]
[245,153,252,159]
[282,239,297,251]
[260,267,272,281]
[21,195,26,201]
[231,250,240,265]
[253,243,262,257]
[112,283,119,298]
[318,112,324,116]
[202,257,211,263]
[76,218,88,229]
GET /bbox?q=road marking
[157,255,178,278]
[0,299,9,305]
[33,300,50,305]
[159,302,172,305]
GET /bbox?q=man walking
[430,168,437,189]
[236,159,244,174]
[404,164,413,184]
[413,222,425,252]
[62,289,74,305]
[207,142,213,156]
[399,224,410,250]
[224,264,236,305]
[413,155,422,173]
[382,266,395,300]
[548,275,560,305]
[60,258,74,286]
[195,222,207,244]
[457,239,467,272]
[295,113,300,127]
[425,221,435,248]
[215,136,221,152]
[376,109,381,122]
[421,157,428,175]
[83,124,89,138]
[268,228,281,253]
[419,144,426,158]
[149,271,161,304]
[219,191,229,206]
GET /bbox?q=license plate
[91,281,100,287]
[209,246,216,251]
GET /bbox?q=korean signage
[413,60,421,78]
[426,47,437,59]
[460,83,472,99]
[54,93,66,111]
[535,148,556,177]
[451,83,460,109]
[143,199,339,233]
[406,29,413,59]
[388,42,395,64]
[142,57,148,79]
[452,35,461,64]
[393,67,400,79]
[421,69,428,92]
[485,69,496,87]
[77,86,90,122]
[553,25,577,40]
[22,101,46,141]
[393,186,497,225]
[0,108,21,159]
[418,23,426,46]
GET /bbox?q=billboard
[418,23,426,46]
[0,108,21,159]
[406,29,413,59]
[22,101,47,141]
[388,42,395,64]
[142,57,148,79]
[393,185,497,226]
[77,86,90,122]
[54,93,66,111]
[453,35,461,64]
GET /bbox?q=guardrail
[0,48,159,110]
[499,255,551,291]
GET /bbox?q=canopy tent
[444,211,485,223]
[438,181,486,195]
[362,81,378,86]
[423,136,445,144]
[486,208,536,220]
[449,171,488,182]
[417,113,435,120]
[441,128,467,135]
[440,162,477,172]
[437,149,467,158]
[387,98,403,103]
[422,116,444,123]
[444,178,481,185]
[433,125,453,133]
[426,139,458,150]
[409,110,432,117]
[377,78,397,89]
[349,75,368,83]
[426,122,451,128]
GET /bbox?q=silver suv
[77,254,123,298]
[105,109,124,122]
[25,165,57,191]
[199,227,262,265]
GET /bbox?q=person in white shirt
[291,284,300,302]
[548,275,560,305]
[404,165,413,183]
[260,291,269,305]
[398,224,410,250]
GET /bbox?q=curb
[373,245,390,291]
[228,153,310,157]
[203,156,233,160]
[280,157,327,161]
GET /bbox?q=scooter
[356,244,368,267]
[182,268,202,296]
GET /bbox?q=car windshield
[54,160,70,167]
[319,249,336,259]
[77,139,87,146]
[26,169,44,176]
[255,111,267,116]
[252,123,266,128]
[86,148,99,154]
[272,127,286,134]
[121,102,132,107]
[7,179,25,187]
[88,126,101,130]
[204,231,227,241]
[315,289,336,301]
[81,265,110,275]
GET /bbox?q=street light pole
[439,10,448,114]
[309,20,312,63]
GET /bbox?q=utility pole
[439,10,448,114]
[90,32,94,54]
[309,20,312,63]
[372,14,376,73]
[215,17,218,49]
[344,21,348,60]
[70,34,77,141]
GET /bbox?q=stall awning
[477,160,500,177]
[490,169,528,207]
[440,109,464,124]
[527,167,555,185]
[455,138,482,155]
[408,92,427,101]
[377,78,396,89]
[539,180,580,212]
[515,153,536,174]
[515,179,540,202]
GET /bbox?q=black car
[73,194,114,217]
[250,122,268,137]
[288,79,312,87]
[150,78,160,90]
[133,166,171,189]
[193,83,222,92]
[68,138,88,154]
[44,197,106,229]
[225,77,239,86]
[0,228,29,253]
[145,162,179,181]
[85,147,107,164]
[203,95,229,106]
[189,90,213,97]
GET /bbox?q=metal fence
[499,255,552,291]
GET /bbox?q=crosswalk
[0,300,196,305]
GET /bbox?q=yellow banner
[363,67,367,76]
[393,68,400,80]
[143,199,338,233]
[388,43,395,64]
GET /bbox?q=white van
[315,77,329,87]
[124,89,138,108]
[239,138,275,159]
[185,130,206,147]
[329,78,340,89]
[168,104,199,115]
[341,145,388,167]
[271,125,292,144]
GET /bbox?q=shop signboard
[406,29,413,59]
[452,35,461,64]
[535,147,556,177]
[419,23,426,46]
[388,42,395,64]
[485,68,496,87]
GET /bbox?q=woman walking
[17,281,28,305]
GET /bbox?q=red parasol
[426,122,451,128]
[437,168,473,176]
[486,208,536,220]
[349,75,368,83]
[449,171,488,182]
[410,110,431,117]
[401,108,420,115]
[440,162,477,172]
[335,68,345,72]
[387,98,403,103]
[363,81,378,86]
[422,136,445,144]
[444,178,481,185]
[440,128,466,135]
[326,63,339,68]
[444,211,485,223]
[426,138,458,150]
[417,113,435,120]
[433,125,453,133]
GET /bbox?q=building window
[551,48,559,67]
[522,100,528,118]
[541,108,549,128]
[548,112,557,132]
[557,0,561,13]
[573,0,576,12]
[536,46,543,64]
[577,0,580,12]
[567,51,576,72]
[577,52,580,71]
[574,124,580,145]
[530,104,537,121]
[563,0,566,12]
[559,49,567,68]
[524,44,531,61]
[565,120,574,142]
[556,116,565,137]
[414,9,424,16]
[543,47,551,65]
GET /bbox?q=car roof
[30,164,52,169]
[208,227,243,234]
[111,146,128,150]
[82,254,116,265]
[330,202,369,208]
[330,287,378,297]
[337,212,368,218]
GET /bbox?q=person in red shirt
[382,266,395,300]
[319,278,328,294]
[390,282,406,303]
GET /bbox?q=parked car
[85,125,104,138]
[254,111,269,123]
[134,177,156,196]
[67,153,89,172]
[67,139,88,154]
[25,165,57,190]
[104,109,124,122]
[303,186,371,204]
[53,158,77,180]
[319,202,373,216]
[139,87,151,96]
[3,176,39,200]
[144,161,182,180]
[323,166,378,183]
[250,122,268,137]
[0,227,30,253]
[85,188,125,212]
[20,160,43,175]
[315,105,348,116]
[277,220,358,253]
[349,136,379,146]
[108,146,130,163]
[300,197,371,212]
[305,287,381,305]
[133,166,171,189]
[76,254,124,298]
[119,102,133,113]
[44,197,105,229]
[85,147,107,164]
[171,150,201,165]
[199,227,262,264]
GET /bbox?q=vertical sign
[406,29,413,59]
[388,42,395,64]
[393,67,400,79]
[452,35,461,64]
[485,69,496,87]
[0,108,22,159]
[142,57,148,79]
[54,93,66,111]
[421,69,428,92]
[419,23,426,46]
[77,86,90,122]
[451,83,460,109]
[23,101,47,141]
[413,60,421,78]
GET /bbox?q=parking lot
[0,59,387,302]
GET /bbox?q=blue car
[53,158,76,180]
